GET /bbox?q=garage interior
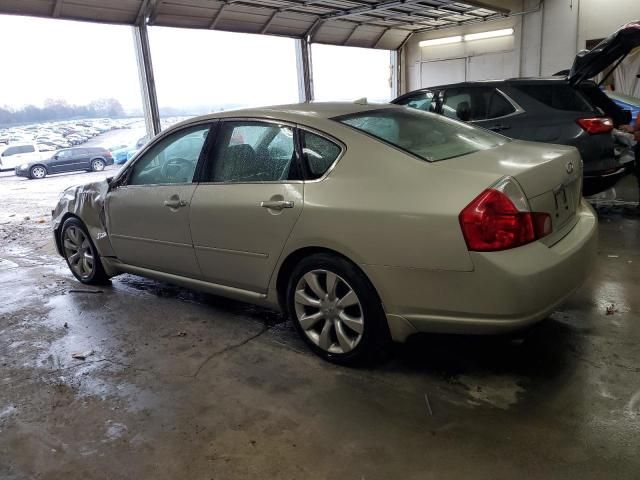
[1,1,639,479]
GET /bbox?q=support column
[133,22,161,137]
[295,37,314,103]
[390,49,399,99]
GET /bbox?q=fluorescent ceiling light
[419,35,462,47]
[464,28,514,41]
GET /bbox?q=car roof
[169,102,398,130]
[395,76,576,97]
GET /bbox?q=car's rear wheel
[61,218,109,284]
[29,165,47,179]
[91,159,105,172]
[286,253,389,365]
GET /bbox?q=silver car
[52,103,597,364]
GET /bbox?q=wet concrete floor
[0,172,639,479]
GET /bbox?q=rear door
[189,120,304,293]
[50,149,77,173]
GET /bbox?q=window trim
[489,89,525,120]
[114,120,217,189]
[196,117,321,186]
[296,125,346,183]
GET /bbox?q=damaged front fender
[52,180,116,258]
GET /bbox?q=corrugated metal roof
[0,0,511,49]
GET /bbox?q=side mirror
[106,176,113,184]
[53,154,59,160]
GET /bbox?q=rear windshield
[513,84,596,112]
[334,108,507,162]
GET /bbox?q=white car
[0,143,50,171]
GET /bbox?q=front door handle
[260,200,294,210]
[489,124,511,132]
[164,198,188,208]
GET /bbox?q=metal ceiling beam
[52,0,63,17]
[209,4,227,29]
[135,0,151,25]
[343,23,360,44]
[372,27,390,48]
[260,9,279,33]
[321,0,508,21]
[147,0,163,25]
[322,0,430,21]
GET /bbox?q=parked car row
[0,118,134,149]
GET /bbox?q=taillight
[104,151,112,158]
[577,117,613,134]
[459,177,552,252]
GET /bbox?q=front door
[190,120,304,293]
[105,124,212,277]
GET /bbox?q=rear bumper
[365,200,598,341]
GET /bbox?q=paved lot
[0,164,639,479]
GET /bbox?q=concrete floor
[0,168,639,479]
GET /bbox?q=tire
[90,159,105,172]
[29,165,47,179]
[60,217,109,285]
[286,253,390,365]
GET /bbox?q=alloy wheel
[293,269,364,354]
[31,166,46,179]
[92,159,105,171]
[62,226,95,280]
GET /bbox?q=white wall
[401,0,640,93]
[578,0,640,48]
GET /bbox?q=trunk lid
[569,21,640,86]
[437,140,583,245]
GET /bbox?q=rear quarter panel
[276,119,501,276]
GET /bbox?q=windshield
[334,108,507,162]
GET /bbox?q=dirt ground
[0,165,639,480]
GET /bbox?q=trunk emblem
[566,161,574,174]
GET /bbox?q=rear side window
[336,108,507,162]
[300,131,342,179]
[395,91,435,112]
[513,84,595,112]
[443,87,516,121]
[2,147,18,156]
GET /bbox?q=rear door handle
[260,200,294,210]
[164,198,188,208]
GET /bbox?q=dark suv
[15,147,114,179]
[393,21,640,195]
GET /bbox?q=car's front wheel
[60,218,109,284]
[286,253,389,365]
[29,165,47,179]
[91,159,105,172]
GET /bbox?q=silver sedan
[52,103,597,364]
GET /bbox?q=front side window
[301,131,342,179]
[128,125,209,186]
[396,91,436,112]
[57,150,73,158]
[208,122,297,183]
[336,108,507,162]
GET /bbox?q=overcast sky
[0,15,391,113]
